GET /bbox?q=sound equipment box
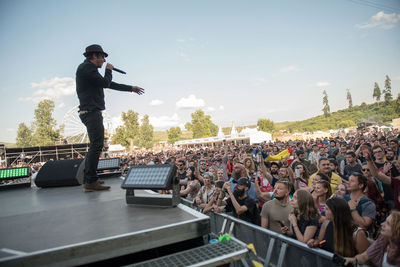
[35,159,85,188]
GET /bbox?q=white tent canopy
[108,144,126,152]
[240,127,272,144]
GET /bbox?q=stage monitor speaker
[35,159,85,188]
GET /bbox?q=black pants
[79,110,104,184]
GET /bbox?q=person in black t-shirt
[176,159,187,185]
[307,197,368,257]
[343,151,362,180]
[282,189,320,243]
[372,145,398,210]
[219,178,259,225]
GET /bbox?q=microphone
[113,67,126,74]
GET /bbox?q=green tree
[167,127,182,144]
[383,75,393,103]
[111,110,140,148]
[16,123,33,147]
[373,82,381,102]
[185,109,218,138]
[31,99,61,146]
[346,89,353,109]
[257,118,274,132]
[322,90,330,117]
[138,114,154,149]
[395,93,400,114]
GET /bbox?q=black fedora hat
[83,44,108,57]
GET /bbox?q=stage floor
[0,177,210,266]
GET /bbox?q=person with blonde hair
[243,157,256,179]
[345,210,400,266]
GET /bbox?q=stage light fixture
[0,167,30,180]
[121,164,179,207]
[97,158,120,171]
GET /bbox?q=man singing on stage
[76,44,144,192]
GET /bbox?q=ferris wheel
[63,106,115,143]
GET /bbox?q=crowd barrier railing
[180,198,338,267]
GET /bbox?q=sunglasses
[200,163,207,165]
[362,169,370,172]
[177,164,184,167]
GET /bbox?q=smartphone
[295,168,300,177]
[275,220,285,227]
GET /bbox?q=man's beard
[386,156,394,161]
[232,171,241,180]
[274,195,285,201]
[271,171,278,175]
[233,189,245,199]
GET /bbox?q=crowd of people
[119,128,400,266]
[2,128,400,266]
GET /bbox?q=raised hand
[131,86,145,95]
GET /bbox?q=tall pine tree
[373,82,381,102]
[322,90,330,117]
[346,89,353,109]
[383,75,392,103]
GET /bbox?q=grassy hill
[273,100,399,132]
[153,99,399,142]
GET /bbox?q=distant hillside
[274,100,399,132]
[152,99,399,142]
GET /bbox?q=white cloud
[176,94,205,109]
[393,75,400,81]
[356,11,400,29]
[149,99,164,106]
[254,77,267,83]
[219,105,224,110]
[149,113,181,129]
[176,38,196,43]
[6,128,15,132]
[19,77,75,102]
[177,51,190,62]
[109,113,181,131]
[57,102,66,109]
[280,65,299,73]
[207,106,215,112]
[315,82,331,87]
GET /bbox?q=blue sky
[1,0,399,143]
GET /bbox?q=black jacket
[76,59,132,111]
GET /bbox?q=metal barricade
[180,198,337,267]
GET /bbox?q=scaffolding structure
[4,144,90,166]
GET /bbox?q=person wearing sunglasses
[371,144,399,211]
[176,159,187,185]
[198,158,209,177]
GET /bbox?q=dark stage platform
[0,177,210,266]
